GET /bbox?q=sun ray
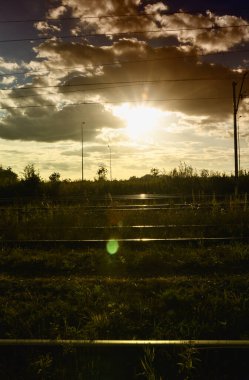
[113,103,162,141]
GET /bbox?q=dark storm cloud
[0,102,124,142]
[34,38,244,118]
[0,35,247,142]
[0,1,248,144]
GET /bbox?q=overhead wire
[0,75,238,106]
[0,7,247,168]
[0,7,249,23]
[0,76,236,93]
[0,23,249,44]
[0,75,244,109]
[0,48,249,79]
[0,96,240,112]
[0,82,150,99]
[0,78,237,103]
[0,10,247,111]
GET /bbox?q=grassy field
[0,197,249,379]
[0,195,249,241]
[1,244,249,379]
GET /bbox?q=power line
[0,7,249,23]
[0,96,237,112]
[0,78,235,101]
[0,76,235,93]
[0,23,249,44]
[0,48,248,79]
[0,83,149,100]
[0,14,172,23]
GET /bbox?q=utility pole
[81,122,85,181]
[108,144,112,181]
[232,71,248,184]
[232,81,239,181]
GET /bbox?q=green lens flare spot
[106,239,119,255]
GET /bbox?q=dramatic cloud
[0,58,20,72]
[45,1,249,52]
[47,5,67,19]
[0,76,16,85]
[1,36,247,145]
[51,0,141,18]
[159,12,249,52]
[34,38,244,118]
[0,101,125,142]
[0,0,248,178]
[34,21,61,35]
[47,0,161,37]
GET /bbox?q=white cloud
[0,2,248,178]
[0,76,16,85]
[34,21,61,34]
[0,37,246,145]
[47,5,67,19]
[47,1,249,52]
[157,12,249,53]
[0,58,20,71]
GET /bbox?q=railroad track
[0,236,249,249]
[0,202,245,210]
[0,223,247,241]
[0,194,248,246]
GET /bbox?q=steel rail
[12,223,246,230]
[0,202,247,213]
[0,200,245,206]
[0,204,209,210]
[0,193,235,201]
[0,339,249,348]
[0,205,235,213]
[0,237,248,249]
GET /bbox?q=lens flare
[106,239,119,255]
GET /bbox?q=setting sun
[113,104,162,140]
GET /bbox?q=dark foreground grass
[0,244,249,379]
[0,243,249,277]
[0,273,249,379]
[0,273,249,340]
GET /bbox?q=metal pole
[232,71,248,184]
[81,122,85,181]
[232,82,239,181]
[238,116,241,173]
[108,144,112,181]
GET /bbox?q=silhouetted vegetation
[0,162,248,201]
[0,166,18,186]
[0,162,249,378]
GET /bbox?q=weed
[177,346,201,380]
[140,346,163,380]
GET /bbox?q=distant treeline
[0,162,248,198]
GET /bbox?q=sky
[0,0,249,180]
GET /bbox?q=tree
[200,169,209,178]
[0,166,18,185]
[170,162,196,178]
[97,164,108,181]
[49,172,61,182]
[22,164,41,184]
[150,168,159,177]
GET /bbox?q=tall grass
[0,176,248,378]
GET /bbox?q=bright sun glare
[114,104,162,140]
